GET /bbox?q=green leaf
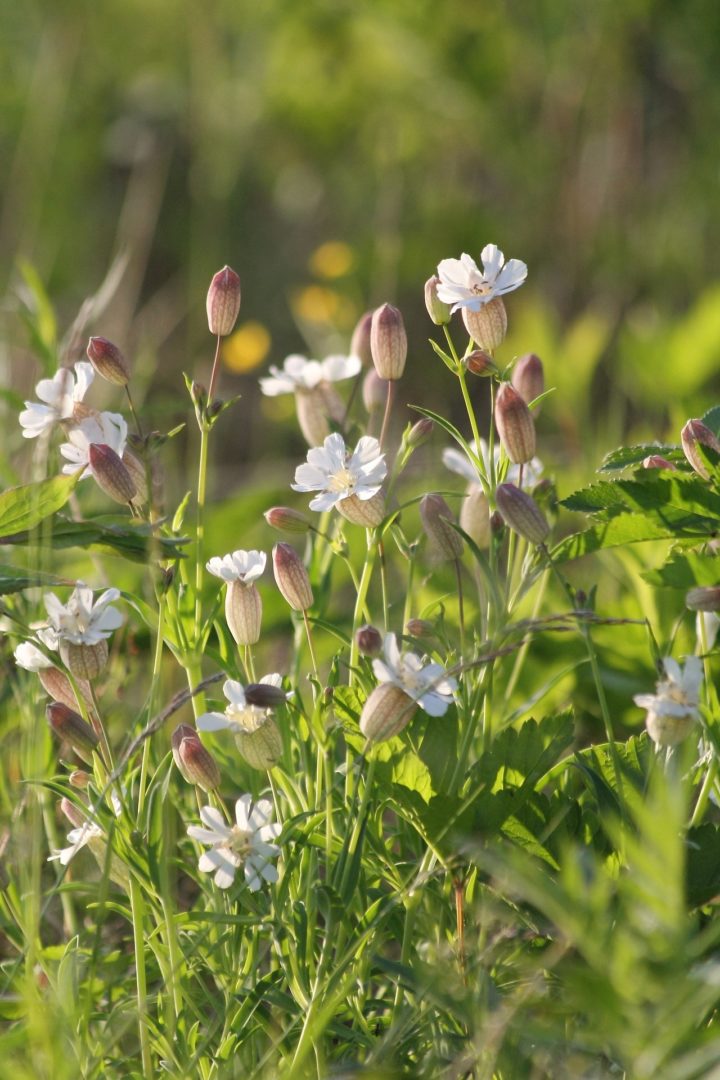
[0,564,70,595]
[2,516,187,562]
[599,444,685,472]
[686,824,720,908]
[561,474,720,520]
[642,551,720,589]
[551,512,719,564]
[0,473,79,538]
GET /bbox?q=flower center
[227,702,266,733]
[327,465,356,494]
[226,825,253,858]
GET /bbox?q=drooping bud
[59,639,109,681]
[350,310,374,367]
[244,682,287,708]
[47,701,99,762]
[405,618,434,639]
[337,491,386,527]
[511,353,544,410]
[355,624,383,657]
[465,349,497,377]
[370,303,407,381]
[86,337,130,386]
[495,383,536,464]
[460,488,491,549]
[69,769,92,789]
[362,369,388,413]
[60,797,86,829]
[88,444,137,504]
[420,493,464,561]
[681,420,720,480]
[171,724,221,791]
[264,506,311,534]
[360,683,417,743]
[462,297,507,351]
[37,666,93,711]
[424,275,452,326]
[495,483,549,545]
[405,417,434,449]
[272,543,314,612]
[225,580,262,646]
[206,265,241,336]
[686,587,720,612]
[642,455,676,470]
[234,716,283,770]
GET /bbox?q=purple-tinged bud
[234,717,283,770]
[460,488,491,549]
[511,353,545,411]
[686,587,720,612]
[495,383,536,464]
[59,640,109,681]
[495,483,549,545]
[171,724,221,791]
[462,297,507,351]
[69,769,92,789]
[371,303,407,381]
[642,455,677,471]
[191,381,207,409]
[225,580,262,646]
[405,618,434,639]
[264,506,311,534]
[86,337,131,386]
[350,310,374,367]
[37,666,92,711]
[465,349,497,377]
[420,494,464,560]
[60,797,86,829]
[244,682,287,708]
[681,420,720,480]
[47,701,99,762]
[406,417,434,449]
[337,491,386,527]
[206,265,241,336]
[362,369,388,413]
[122,449,149,503]
[424,276,452,326]
[356,624,383,657]
[360,683,417,743]
[89,443,137,504]
[273,543,314,612]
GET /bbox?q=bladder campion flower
[187,794,281,890]
[373,633,456,717]
[197,675,285,769]
[436,245,527,313]
[633,657,703,747]
[206,549,266,584]
[59,412,128,479]
[44,583,123,680]
[260,353,361,396]
[207,549,267,646]
[292,432,386,512]
[19,362,95,439]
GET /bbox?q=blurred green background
[2,0,720,476]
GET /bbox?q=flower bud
[38,666,92,711]
[420,494,464,560]
[172,724,221,791]
[59,639,109,681]
[244,682,287,708]
[69,769,92,789]
[264,506,311,534]
[424,275,452,326]
[86,337,130,386]
[406,417,434,449]
[686,587,720,612]
[122,449,149,503]
[225,580,262,646]
[465,349,497,377]
[362,369,388,413]
[234,716,283,770]
[681,420,720,480]
[405,618,434,639]
[273,543,314,611]
[495,383,536,464]
[337,491,386,527]
[371,303,407,381]
[495,483,549,545]
[206,265,241,336]
[356,624,383,657]
[47,701,99,762]
[350,310,374,367]
[511,353,544,410]
[88,443,137,504]
[360,683,417,743]
[460,488,491,549]
[642,455,677,471]
[60,797,86,829]
[462,297,507,351]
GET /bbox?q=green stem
[129,877,153,1076]
[348,531,378,681]
[194,421,210,640]
[138,595,166,816]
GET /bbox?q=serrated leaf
[599,444,685,472]
[551,512,719,564]
[0,473,79,537]
[561,475,720,520]
[642,551,720,589]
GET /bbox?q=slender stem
[194,422,210,640]
[303,610,320,682]
[129,877,153,1076]
[691,756,718,827]
[138,595,166,816]
[378,541,389,633]
[379,379,396,451]
[348,531,378,681]
[207,334,222,406]
[454,558,465,661]
[125,384,143,438]
[340,755,377,895]
[454,877,466,982]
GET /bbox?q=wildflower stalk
[339,753,377,896]
[128,876,153,1076]
[125,385,143,438]
[138,593,166,815]
[690,757,719,827]
[379,380,396,450]
[443,325,483,456]
[349,531,379,681]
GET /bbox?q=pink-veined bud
[88,443,137,504]
[420,494,463,560]
[37,666,92,711]
[86,337,131,386]
[350,310,374,367]
[272,543,314,612]
[362,369,388,413]
[405,618,434,639]
[686,587,720,612]
[495,383,536,464]
[495,483,549,545]
[462,297,507,351]
[224,580,262,646]
[511,353,544,410]
[337,491,386,527]
[206,265,241,336]
[264,506,311,534]
[69,769,92,789]
[406,417,434,449]
[642,455,677,471]
[355,624,383,657]
[47,701,99,762]
[171,725,221,791]
[424,276,452,326]
[370,303,407,381]
[681,419,720,480]
[465,349,497,377]
[59,639,109,681]
[60,797,87,829]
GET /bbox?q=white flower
[19,362,95,439]
[436,245,527,313]
[59,411,128,479]
[206,549,266,584]
[373,633,457,717]
[292,432,387,513]
[14,641,54,672]
[187,794,281,890]
[197,675,282,735]
[259,353,361,396]
[44,582,123,646]
[48,792,122,866]
[633,657,703,747]
[442,438,543,490]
